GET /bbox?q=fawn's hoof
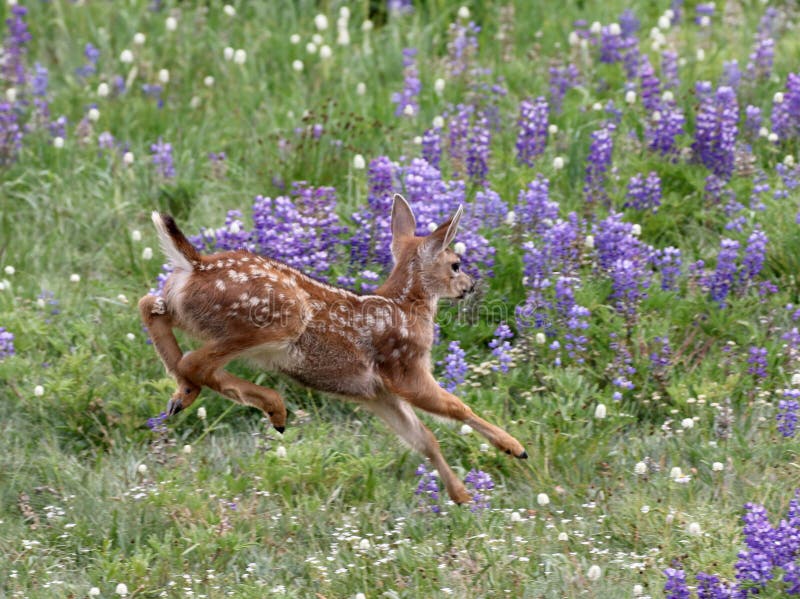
[274,425,285,434]
[517,450,528,459]
[166,398,184,416]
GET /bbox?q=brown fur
[139,194,527,504]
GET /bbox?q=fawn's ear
[391,193,417,240]
[427,205,464,254]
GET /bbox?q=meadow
[1,0,800,597]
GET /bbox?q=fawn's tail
[151,212,202,271]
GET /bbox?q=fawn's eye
[451,262,461,273]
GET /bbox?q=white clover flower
[594,403,607,419]
[356,82,366,96]
[784,155,796,167]
[634,461,647,475]
[203,75,214,87]
[197,406,207,420]
[319,45,332,60]
[696,48,705,61]
[510,511,522,522]
[665,9,675,19]
[223,4,235,17]
[681,417,694,429]
[353,154,366,170]
[306,42,318,54]
[553,156,565,170]
[453,241,466,255]
[292,60,304,72]
[361,19,374,32]
[537,493,550,506]
[568,31,580,46]
[505,210,516,226]
[182,444,192,454]
[687,522,702,536]
[224,46,235,61]
[314,13,329,30]
[592,101,603,111]
[117,294,128,304]
[585,235,595,249]
[479,443,489,452]
[699,15,710,27]
[70,273,81,283]
[276,445,287,458]
[633,584,644,596]
[137,464,147,475]
[774,92,785,104]
[126,333,136,341]
[89,588,101,597]
[535,332,546,345]
[5,87,17,103]
[658,15,671,30]
[662,90,674,102]
[434,78,446,95]
[625,90,637,104]
[608,23,621,36]
[432,115,445,129]
[116,582,129,596]
[758,126,770,138]
[120,49,134,63]
[589,21,602,34]
[97,82,110,97]
[234,49,247,64]
[123,151,134,166]
[142,247,153,260]
[34,385,44,397]
[355,594,366,599]
[548,124,558,135]
[133,32,146,45]
[641,505,650,514]
[768,132,779,143]
[669,466,682,479]
[459,424,473,435]
[586,564,602,581]
[53,136,65,149]
[457,6,470,19]
[4,265,14,275]
[403,104,415,116]
[712,461,724,472]
[427,222,438,233]
[88,108,100,121]
[158,69,170,83]
[290,33,301,44]
[631,223,642,236]
[337,29,350,46]
[558,531,568,541]
[165,16,177,31]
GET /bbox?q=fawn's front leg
[363,395,471,504]
[390,369,528,459]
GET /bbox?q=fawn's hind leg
[174,339,288,432]
[138,295,201,413]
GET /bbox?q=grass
[1,0,800,597]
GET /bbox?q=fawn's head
[389,194,474,301]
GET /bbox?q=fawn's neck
[375,261,438,321]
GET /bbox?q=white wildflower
[594,403,607,419]
[586,564,602,581]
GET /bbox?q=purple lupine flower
[470,188,508,230]
[652,247,682,292]
[744,105,762,135]
[696,572,733,599]
[31,62,48,97]
[548,63,580,114]
[150,137,176,179]
[647,101,685,157]
[464,469,494,512]
[610,254,651,323]
[649,336,672,376]
[746,7,779,81]
[518,175,558,232]
[466,112,491,183]
[446,19,479,77]
[392,48,420,117]
[0,102,23,166]
[608,334,636,398]
[664,568,691,599]
[746,346,768,379]
[741,227,768,286]
[421,126,442,170]
[772,73,800,142]
[639,56,661,112]
[2,5,31,88]
[695,2,715,24]
[619,9,640,37]
[722,60,742,90]
[693,85,739,180]
[0,327,15,359]
[76,42,100,78]
[708,238,740,307]
[489,322,514,373]
[414,463,442,513]
[661,50,679,90]
[439,341,468,393]
[146,411,168,434]
[624,172,661,212]
[448,103,473,173]
[777,396,799,438]
[387,0,414,15]
[584,122,616,204]
[516,97,549,166]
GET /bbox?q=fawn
[139,194,527,503]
